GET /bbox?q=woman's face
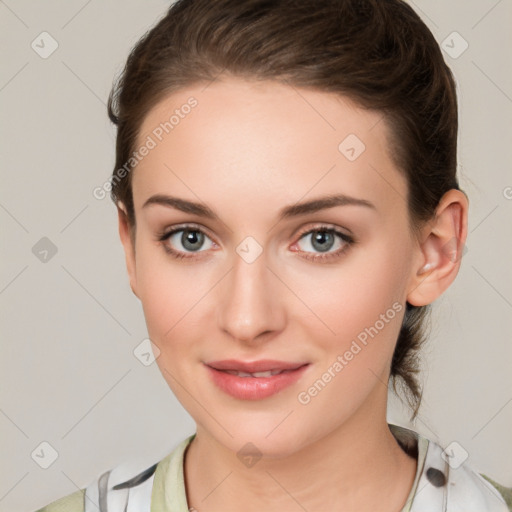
[123,78,424,457]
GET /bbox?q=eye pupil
[182,229,204,251]
[312,230,334,252]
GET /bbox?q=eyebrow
[142,193,376,220]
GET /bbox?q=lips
[204,359,310,400]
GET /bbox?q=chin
[204,413,312,460]
[235,432,305,462]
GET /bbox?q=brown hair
[107,0,464,420]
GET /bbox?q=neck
[184,391,417,512]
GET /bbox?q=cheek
[289,254,407,423]
[135,245,217,352]
[289,238,408,348]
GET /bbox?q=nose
[217,244,286,345]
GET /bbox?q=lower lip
[206,364,310,400]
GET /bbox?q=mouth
[204,359,310,400]
[205,359,309,373]
[221,368,295,377]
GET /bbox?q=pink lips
[205,359,310,400]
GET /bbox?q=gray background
[1,1,511,510]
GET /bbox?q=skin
[118,77,468,511]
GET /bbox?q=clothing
[35,423,511,511]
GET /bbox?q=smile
[204,359,310,400]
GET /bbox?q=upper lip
[205,359,309,373]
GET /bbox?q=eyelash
[156,223,355,262]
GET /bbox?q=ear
[117,203,139,299]
[407,189,469,307]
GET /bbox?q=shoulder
[396,424,512,512]
[480,474,512,511]
[33,462,157,512]
[34,435,195,512]
[33,489,85,512]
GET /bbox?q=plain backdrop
[1,1,511,510]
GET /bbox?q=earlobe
[407,189,469,307]
[117,203,139,299]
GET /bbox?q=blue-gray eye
[297,228,351,254]
[159,227,214,256]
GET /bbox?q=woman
[36,0,511,510]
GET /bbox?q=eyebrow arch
[142,193,376,220]
[279,193,376,218]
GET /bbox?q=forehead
[132,78,407,216]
